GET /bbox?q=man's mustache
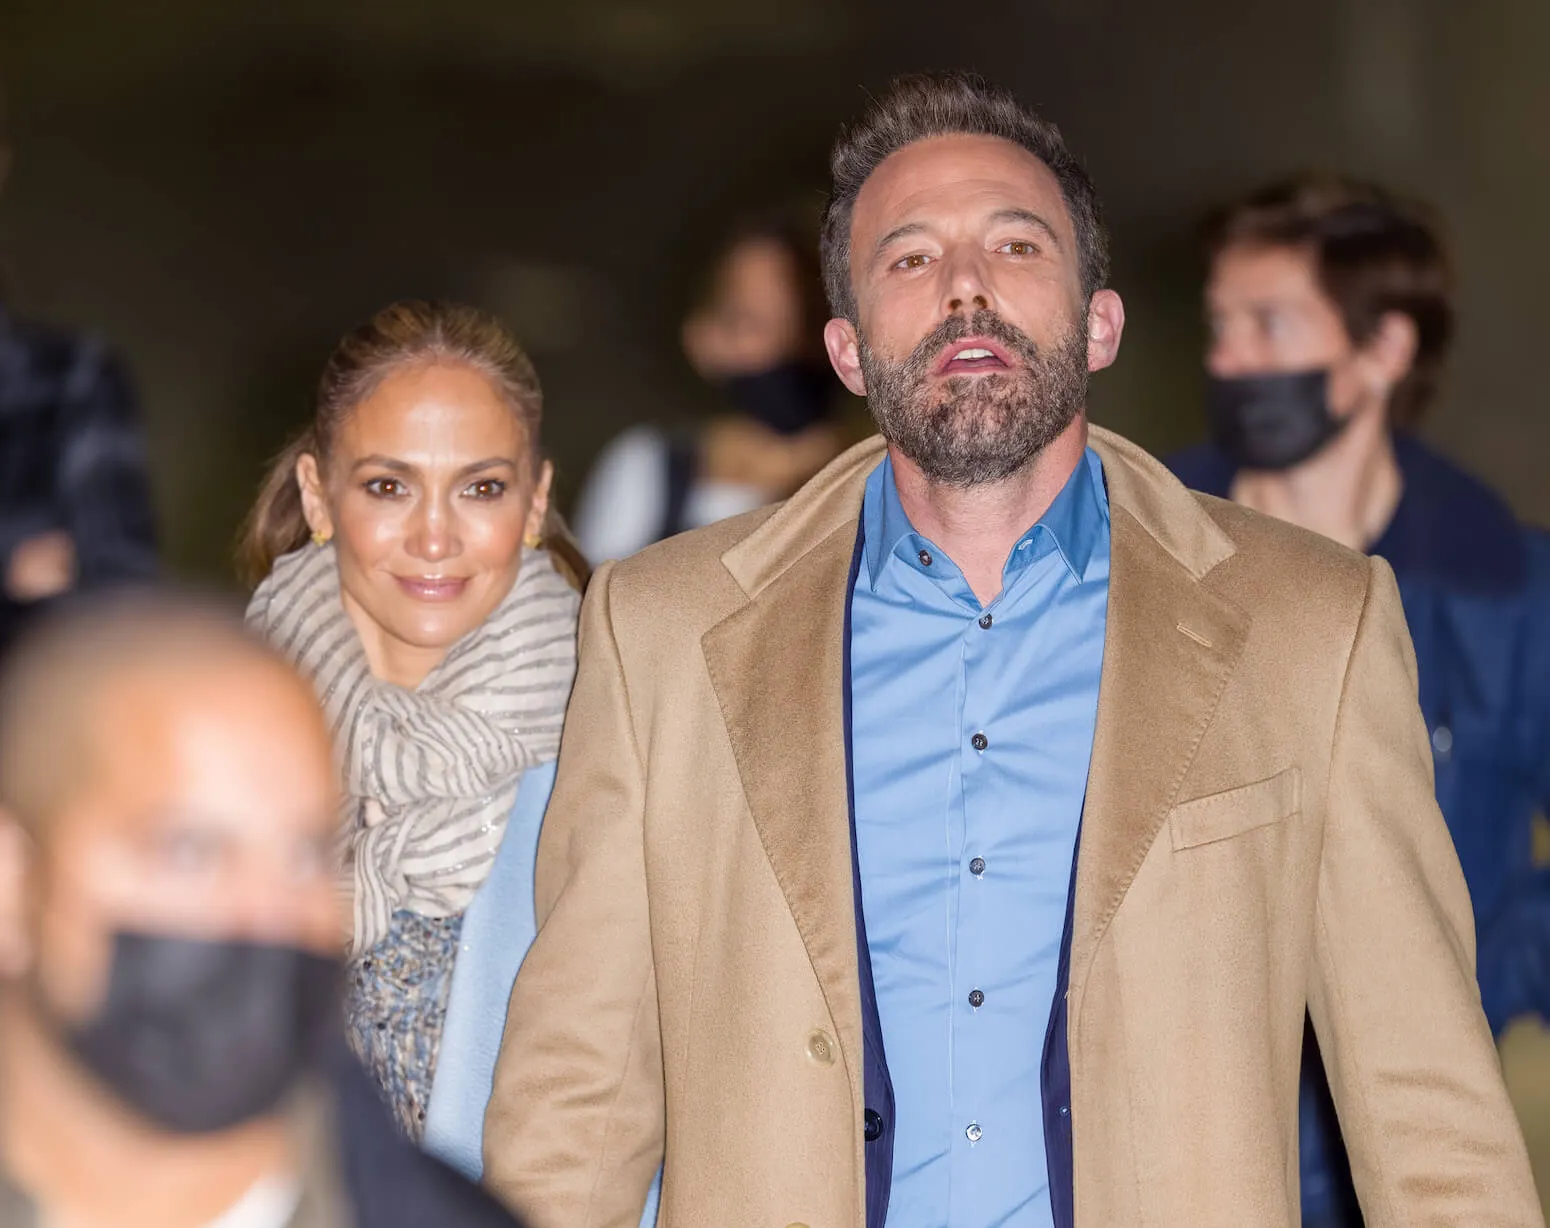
[904,309,1042,373]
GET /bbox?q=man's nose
[941,247,994,317]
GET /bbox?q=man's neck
[0,997,293,1228]
[1230,409,1402,552]
[889,415,1089,606]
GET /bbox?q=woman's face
[296,361,551,688]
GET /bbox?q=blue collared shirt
[849,448,1110,1228]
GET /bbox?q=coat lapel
[1071,429,1252,989]
[700,438,885,1093]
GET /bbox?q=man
[1170,174,1550,1227]
[485,72,1541,1227]
[0,90,158,652]
[0,593,518,1227]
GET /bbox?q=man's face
[824,133,1118,486]
[1206,242,1369,414]
[5,657,341,1028]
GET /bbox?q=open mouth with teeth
[936,339,1014,375]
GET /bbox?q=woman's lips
[393,575,470,602]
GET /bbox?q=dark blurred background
[2,0,1545,584]
[2,0,1548,1202]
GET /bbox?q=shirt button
[978,613,993,629]
[969,856,986,876]
[805,1029,835,1066]
[917,548,933,567]
[1059,1104,1070,1118]
[971,732,988,752]
[968,989,985,1008]
[864,1109,884,1141]
[966,1121,983,1143]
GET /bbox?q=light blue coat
[422,760,661,1224]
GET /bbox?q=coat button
[971,732,989,752]
[805,1029,835,1066]
[864,1109,883,1141]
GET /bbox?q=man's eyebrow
[989,207,1063,248]
[873,221,929,258]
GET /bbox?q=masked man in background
[0,593,518,1228]
[1170,173,1550,1227]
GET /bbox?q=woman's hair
[239,299,589,591]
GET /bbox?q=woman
[238,301,609,1188]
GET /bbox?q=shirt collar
[862,446,1109,593]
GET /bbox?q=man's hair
[819,70,1110,323]
[0,589,278,834]
[1205,173,1455,429]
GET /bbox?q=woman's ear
[295,453,334,542]
[525,460,554,543]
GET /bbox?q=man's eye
[363,477,406,498]
[1000,240,1038,257]
[156,830,221,873]
[463,478,507,499]
[894,253,932,270]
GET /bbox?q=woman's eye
[362,477,406,498]
[894,253,932,270]
[1000,240,1038,256]
[463,478,507,499]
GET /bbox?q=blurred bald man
[0,593,519,1228]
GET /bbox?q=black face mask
[44,932,339,1135]
[1206,368,1350,472]
[721,362,833,437]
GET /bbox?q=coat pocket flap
[1168,766,1301,851]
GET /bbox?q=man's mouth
[936,338,1014,375]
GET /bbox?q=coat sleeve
[1308,555,1543,1226]
[482,562,665,1228]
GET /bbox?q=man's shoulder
[1189,487,1376,618]
[589,503,784,644]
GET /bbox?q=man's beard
[858,308,1090,487]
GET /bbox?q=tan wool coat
[485,425,1542,1228]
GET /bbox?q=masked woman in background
[571,211,849,562]
[239,301,659,1223]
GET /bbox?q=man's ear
[0,812,35,978]
[1360,310,1419,396]
[823,317,868,398]
[1086,289,1126,373]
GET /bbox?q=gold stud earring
[311,531,331,547]
[523,532,542,550]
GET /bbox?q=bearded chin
[865,333,1089,489]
